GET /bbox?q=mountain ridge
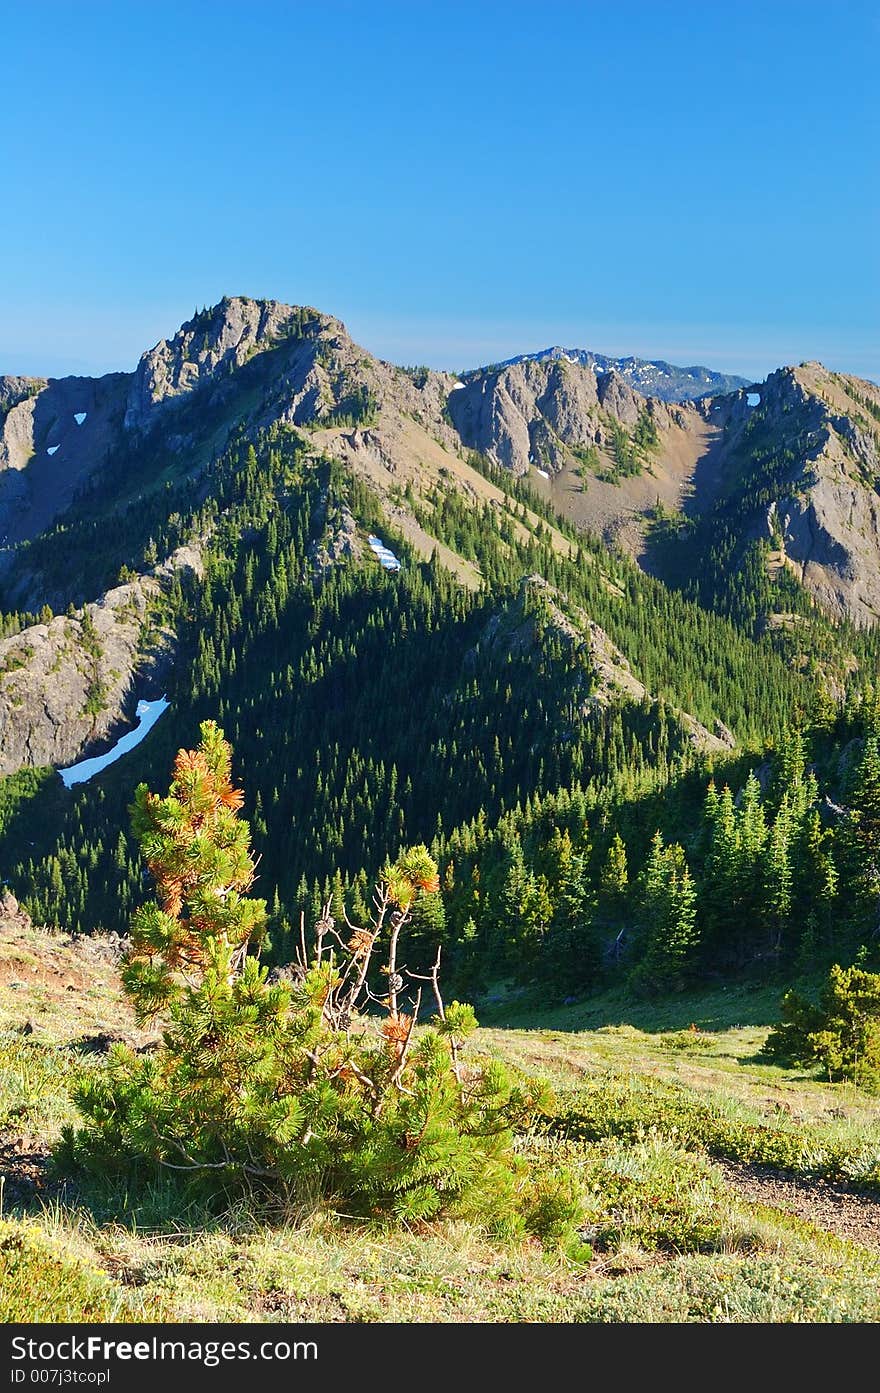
[0,294,878,800]
[1,295,878,630]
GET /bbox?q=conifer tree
[631,832,698,996]
[702,782,739,949]
[764,801,793,951]
[843,735,880,916]
[544,828,598,990]
[599,831,628,919]
[61,723,561,1233]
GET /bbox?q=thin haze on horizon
[2,1,877,385]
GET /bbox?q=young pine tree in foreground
[60,722,577,1239]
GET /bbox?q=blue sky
[2,1,877,382]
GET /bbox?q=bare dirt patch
[0,1137,54,1207]
[0,922,146,1045]
[718,1158,880,1251]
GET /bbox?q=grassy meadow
[2,926,880,1323]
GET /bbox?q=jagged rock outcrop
[0,377,46,418]
[446,356,679,477]
[0,377,46,483]
[0,393,38,514]
[124,296,334,433]
[0,887,31,933]
[473,575,641,692]
[714,720,737,749]
[0,545,201,776]
[596,370,642,427]
[738,365,880,625]
[308,502,363,573]
[5,297,880,638]
[448,359,601,475]
[122,296,463,461]
[0,582,160,776]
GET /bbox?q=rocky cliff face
[123,296,332,433]
[0,546,200,776]
[447,358,598,475]
[0,371,129,545]
[0,376,46,425]
[121,295,464,453]
[447,356,681,476]
[714,364,880,626]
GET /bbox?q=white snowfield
[58,696,170,787]
[367,535,402,571]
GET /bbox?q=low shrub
[762,963,880,1090]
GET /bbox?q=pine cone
[388,972,404,993]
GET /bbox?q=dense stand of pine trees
[2,415,880,1000]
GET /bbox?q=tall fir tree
[631,831,699,996]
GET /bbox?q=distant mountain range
[486,346,750,402]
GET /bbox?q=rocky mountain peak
[448,357,603,476]
[703,360,880,625]
[447,355,667,476]
[123,295,338,433]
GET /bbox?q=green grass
[481,977,786,1033]
[479,981,880,1184]
[3,1114,878,1323]
[551,1074,880,1188]
[0,1032,83,1136]
[0,1218,167,1322]
[3,943,880,1322]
